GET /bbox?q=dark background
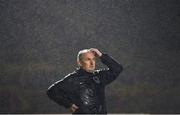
[0,0,180,113]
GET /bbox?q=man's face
[79,52,96,73]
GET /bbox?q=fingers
[89,48,98,53]
[89,48,102,57]
[70,104,79,113]
[72,104,79,109]
[70,107,76,113]
[89,48,97,56]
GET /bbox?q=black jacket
[47,53,123,114]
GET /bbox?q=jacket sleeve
[98,53,123,86]
[46,76,73,108]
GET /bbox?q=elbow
[46,85,55,99]
[116,64,123,75]
[110,64,123,77]
[46,88,52,99]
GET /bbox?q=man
[47,48,123,114]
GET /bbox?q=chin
[87,69,95,73]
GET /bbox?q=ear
[77,60,82,67]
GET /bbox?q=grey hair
[77,49,91,62]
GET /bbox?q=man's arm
[90,48,123,85]
[46,77,73,108]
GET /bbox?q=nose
[90,60,94,65]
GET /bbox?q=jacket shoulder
[94,69,108,74]
[48,71,77,89]
[57,71,77,83]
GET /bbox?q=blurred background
[0,0,180,113]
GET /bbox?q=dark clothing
[47,54,123,114]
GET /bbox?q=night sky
[0,0,180,113]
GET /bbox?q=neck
[78,67,94,74]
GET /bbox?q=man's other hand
[70,104,79,113]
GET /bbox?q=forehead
[82,52,95,58]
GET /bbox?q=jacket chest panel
[76,75,102,106]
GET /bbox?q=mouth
[89,66,95,69]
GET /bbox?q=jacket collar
[76,67,94,76]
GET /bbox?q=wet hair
[77,49,91,62]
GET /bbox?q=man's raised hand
[89,48,102,57]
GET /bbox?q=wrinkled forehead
[81,51,95,58]
[77,49,95,61]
